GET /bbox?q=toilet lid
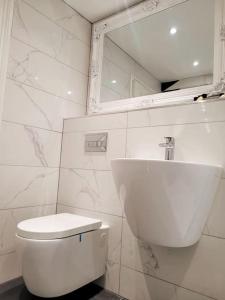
[17,213,102,240]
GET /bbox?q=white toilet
[16,213,109,298]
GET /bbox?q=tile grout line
[56,119,65,215]
[122,265,217,300]
[0,203,56,212]
[0,164,59,169]
[62,118,225,134]
[2,119,62,134]
[21,0,91,47]
[58,203,123,219]
[7,77,87,107]
[117,112,128,295]
[11,35,89,77]
[117,216,124,296]
[126,119,225,130]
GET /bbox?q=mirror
[100,0,214,102]
[89,0,224,113]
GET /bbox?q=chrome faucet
[159,137,175,160]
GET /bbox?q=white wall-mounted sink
[111,159,222,247]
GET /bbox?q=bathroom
[0,0,225,299]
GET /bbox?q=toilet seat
[17,213,102,240]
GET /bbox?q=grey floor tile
[0,283,125,300]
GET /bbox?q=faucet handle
[159,137,175,148]
[164,137,175,144]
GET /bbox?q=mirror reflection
[100,0,215,103]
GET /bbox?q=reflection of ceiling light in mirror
[170,27,177,35]
[193,61,199,67]
[67,91,72,95]
[112,80,117,84]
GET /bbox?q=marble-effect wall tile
[127,100,225,128]
[58,169,122,217]
[3,79,85,132]
[12,0,90,75]
[121,219,225,299]
[0,0,90,287]
[0,166,58,209]
[23,0,91,46]
[8,38,88,105]
[59,100,225,298]
[0,122,61,167]
[126,122,225,173]
[61,129,126,170]
[64,113,127,133]
[0,252,21,284]
[120,266,212,300]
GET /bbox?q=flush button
[85,132,108,152]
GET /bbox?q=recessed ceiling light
[170,27,177,35]
[112,80,117,84]
[67,90,72,95]
[193,61,199,67]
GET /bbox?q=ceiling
[107,0,214,82]
[64,0,143,22]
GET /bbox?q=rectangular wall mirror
[88,0,225,114]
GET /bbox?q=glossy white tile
[96,261,120,294]
[64,113,127,132]
[126,122,225,172]
[120,266,212,300]
[0,166,58,209]
[23,0,91,45]
[128,101,225,128]
[58,169,122,216]
[0,122,61,167]
[13,0,90,75]
[121,219,225,299]
[8,38,88,105]
[61,129,126,170]
[0,252,21,284]
[3,79,85,132]
[205,179,225,238]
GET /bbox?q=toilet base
[16,226,108,298]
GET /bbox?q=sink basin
[111,159,222,247]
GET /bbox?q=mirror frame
[88,0,225,114]
[0,0,14,127]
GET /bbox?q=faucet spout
[159,137,175,160]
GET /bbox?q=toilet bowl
[16,213,109,298]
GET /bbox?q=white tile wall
[61,129,126,170]
[12,0,90,75]
[59,100,225,299]
[0,122,61,167]
[0,166,59,209]
[120,266,211,300]
[0,0,90,284]
[58,169,122,216]
[22,0,91,45]
[8,38,88,105]
[3,79,85,132]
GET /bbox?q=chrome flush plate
[85,132,108,152]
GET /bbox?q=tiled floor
[0,283,125,300]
